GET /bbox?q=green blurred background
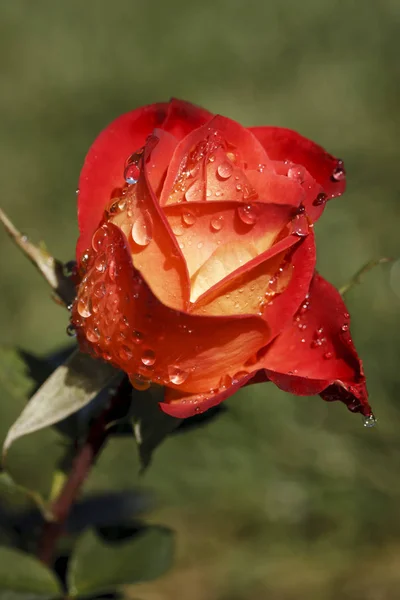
[1,0,400,598]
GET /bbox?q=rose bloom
[71,99,373,421]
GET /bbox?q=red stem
[37,379,129,565]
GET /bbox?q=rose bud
[71,99,373,422]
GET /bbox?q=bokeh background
[1,0,400,598]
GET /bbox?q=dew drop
[313,192,327,207]
[288,166,305,183]
[197,241,203,249]
[131,211,153,246]
[132,330,143,345]
[94,254,107,273]
[171,222,184,236]
[86,327,100,343]
[210,215,224,231]
[66,324,76,337]
[323,351,333,360]
[257,163,266,173]
[232,370,248,383]
[182,210,196,226]
[217,161,233,179]
[363,414,377,428]
[291,213,309,237]
[94,282,106,299]
[119,344,133,361]
[124,150,143,184]
[92,227,108,252]
[141,349,156,366]
[77,296,92,318]
[168,365,189,385]
[130,373,151,391]
[331,159,346,182]
[342,324,349,332]
[237,204,257,225]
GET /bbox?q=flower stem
[37,378,131,566]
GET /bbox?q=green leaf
[2,350,119,462]
[0,348,64,498]
[130,386,181,471]
[69,526,174,596]
[0,546,61,597]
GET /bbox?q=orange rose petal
[161,371,256,418]
[163,200,296,280]
[72,223,270,395]
[191,233,300,309]
[191,250,286,316]
[110,139,190,311]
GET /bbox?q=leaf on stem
[68,526,174,596]
[2,350,120,463]
[0,546,61,597]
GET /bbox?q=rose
[71,98,372,421]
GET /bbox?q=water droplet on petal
[217,161,233,179]
[92,227,108,252]
[94,282,106,298]
[86,327,100,343]
[168,365,189,385]
[141,349,156,366]
[323,351,333,360]
[288,166,305,183]
[182,210,196,226]
[132,330,143,345]
[331,159,346,182]
[210,215,224,231]
[197,241,203,249]
[232,370,248,383]
[363,414,377,428]
[291,213,309,237]
[237,204,257,225]
[130,373,151,391]
[77,296,92,318]
[94,254,107,272]
[257,163,266,173]
[124,149,144,184]
[313,192,327,207]
[342,324,349,332]
[119,344,133,361]
[131,211,153,246]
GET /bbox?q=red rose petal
[161,371,256,418]
[160,115,274,207]
[264,232,316,338]
[77,102,169,261]
[72,222,270,395]
[257,272,372,417]
[161,98,214,140]
[249,126,346,200]
[77,100,214,261]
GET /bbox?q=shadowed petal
[256,272,372,417]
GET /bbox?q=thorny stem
[37,378,131,566]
